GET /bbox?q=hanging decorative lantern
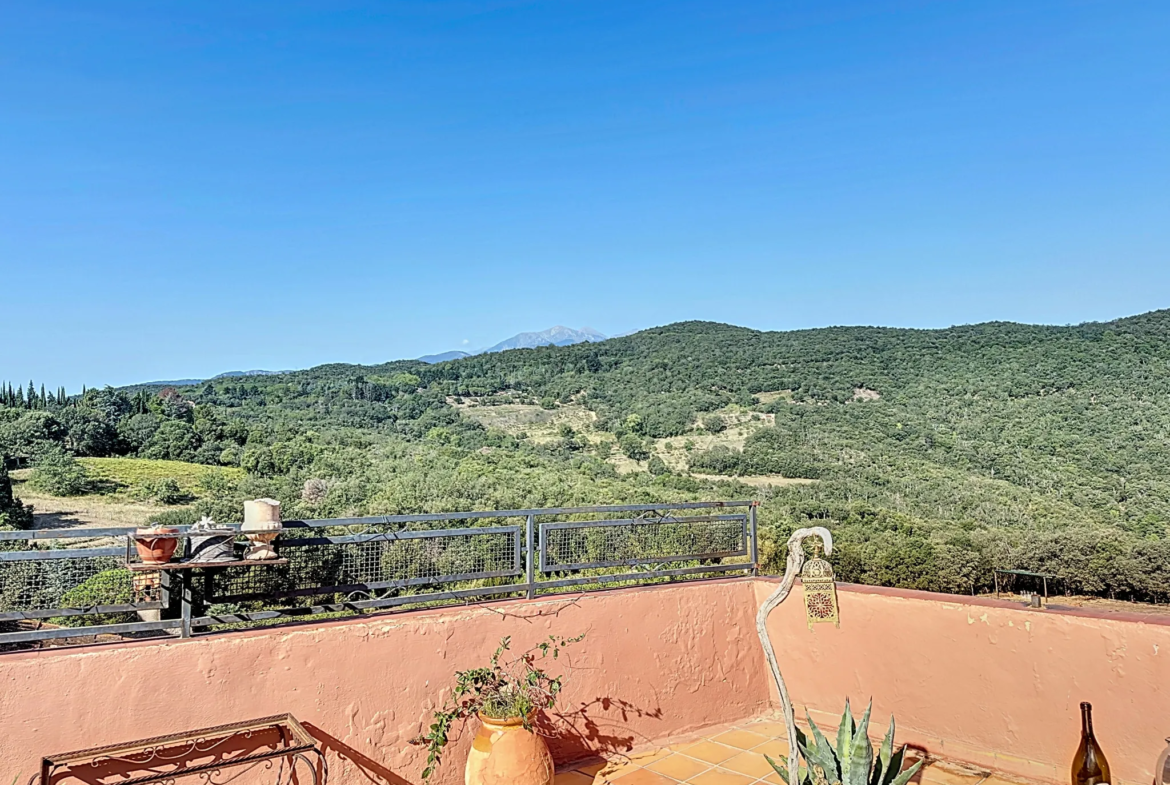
[1155,737,1170,785]
[801,549,840,630]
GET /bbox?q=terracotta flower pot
[465,713,554,785]
[134,527,180,564]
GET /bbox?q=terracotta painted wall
[0,578,770,785]
[756,580,1170,785]
[7,578,1170,785]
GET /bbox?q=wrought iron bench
[29,713,326,785]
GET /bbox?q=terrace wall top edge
[0,574,761,661]
[0,499,755,539]
[761,578,1170,627]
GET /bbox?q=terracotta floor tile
[742,721,789,738]
[979,775,1031,785]
[574,761,609,776]
[750,739,791,759]
[675,740,740,765]
[603,761,641,780]
[758,772,786,785]
[647,753,712,781]
[687,768,757,785]
[610,768,681,785]
[555,772,596,785]
[710,730,771,750]
[918,763,989,785]
[719,751,778,778]
[628,748,673,765]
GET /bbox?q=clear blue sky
[2,0,1168,389]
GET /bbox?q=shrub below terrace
[26,447,90,496]
[618,433,650,461]
[701,414,727,433]
[687,428,822,479]
[131,477,186,505]
[49,569,135,627]
[0,463,34,530]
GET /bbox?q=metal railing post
[179,571,193,638]
[525,514,536,599]
[749,503,759,576]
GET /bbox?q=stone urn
[241,498,282,560]
[464,713,554,785]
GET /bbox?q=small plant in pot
[133,523,181,565]
[412,633,583,784]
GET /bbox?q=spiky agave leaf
[803,712,842,782]
[768,755,792,784]
[786,703,920,785]
[837,698,855,759]
[886,752,924,785]
[870,716,897,785]
[842,702,875,785]
[771,726,812,785]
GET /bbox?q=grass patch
[77,457,243,497]
[10,458,244,530]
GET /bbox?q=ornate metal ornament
[29,713,326,785]
[801,551,840,629]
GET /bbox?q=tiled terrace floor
[555,714,1023,785]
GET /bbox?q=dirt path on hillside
[12,483,174,531]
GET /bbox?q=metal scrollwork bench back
[29,713,327,785]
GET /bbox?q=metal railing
[0,501,758,649]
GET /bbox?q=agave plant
[767,700,925,785]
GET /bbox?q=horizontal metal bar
[279,501,754,529]
[0,502,748,541]
[278,524,521,547]
[540,514,746,532]
[0,618,183,644]
[0,527,136,541]
[0,524,244,541]
[0,547,124,561]
[535,563,751,590]
[542,549,747,573]
[0,601,163,621]
[208,568,524,603]
[193,583,528,626]
[42,713,311,763]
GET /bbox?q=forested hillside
[4,310,1170,601]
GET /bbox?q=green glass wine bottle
[1071,702,1111,785]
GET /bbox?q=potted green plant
[768,700,924,785]
[412,634,583,784]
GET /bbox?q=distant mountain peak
[417,326,608,363]
[486,326,607,353]
[418,350,473,365]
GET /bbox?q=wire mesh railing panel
[0,554,160,620]
[204,527,523,604]
[540,515,748,573]
[0,502,756,648]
